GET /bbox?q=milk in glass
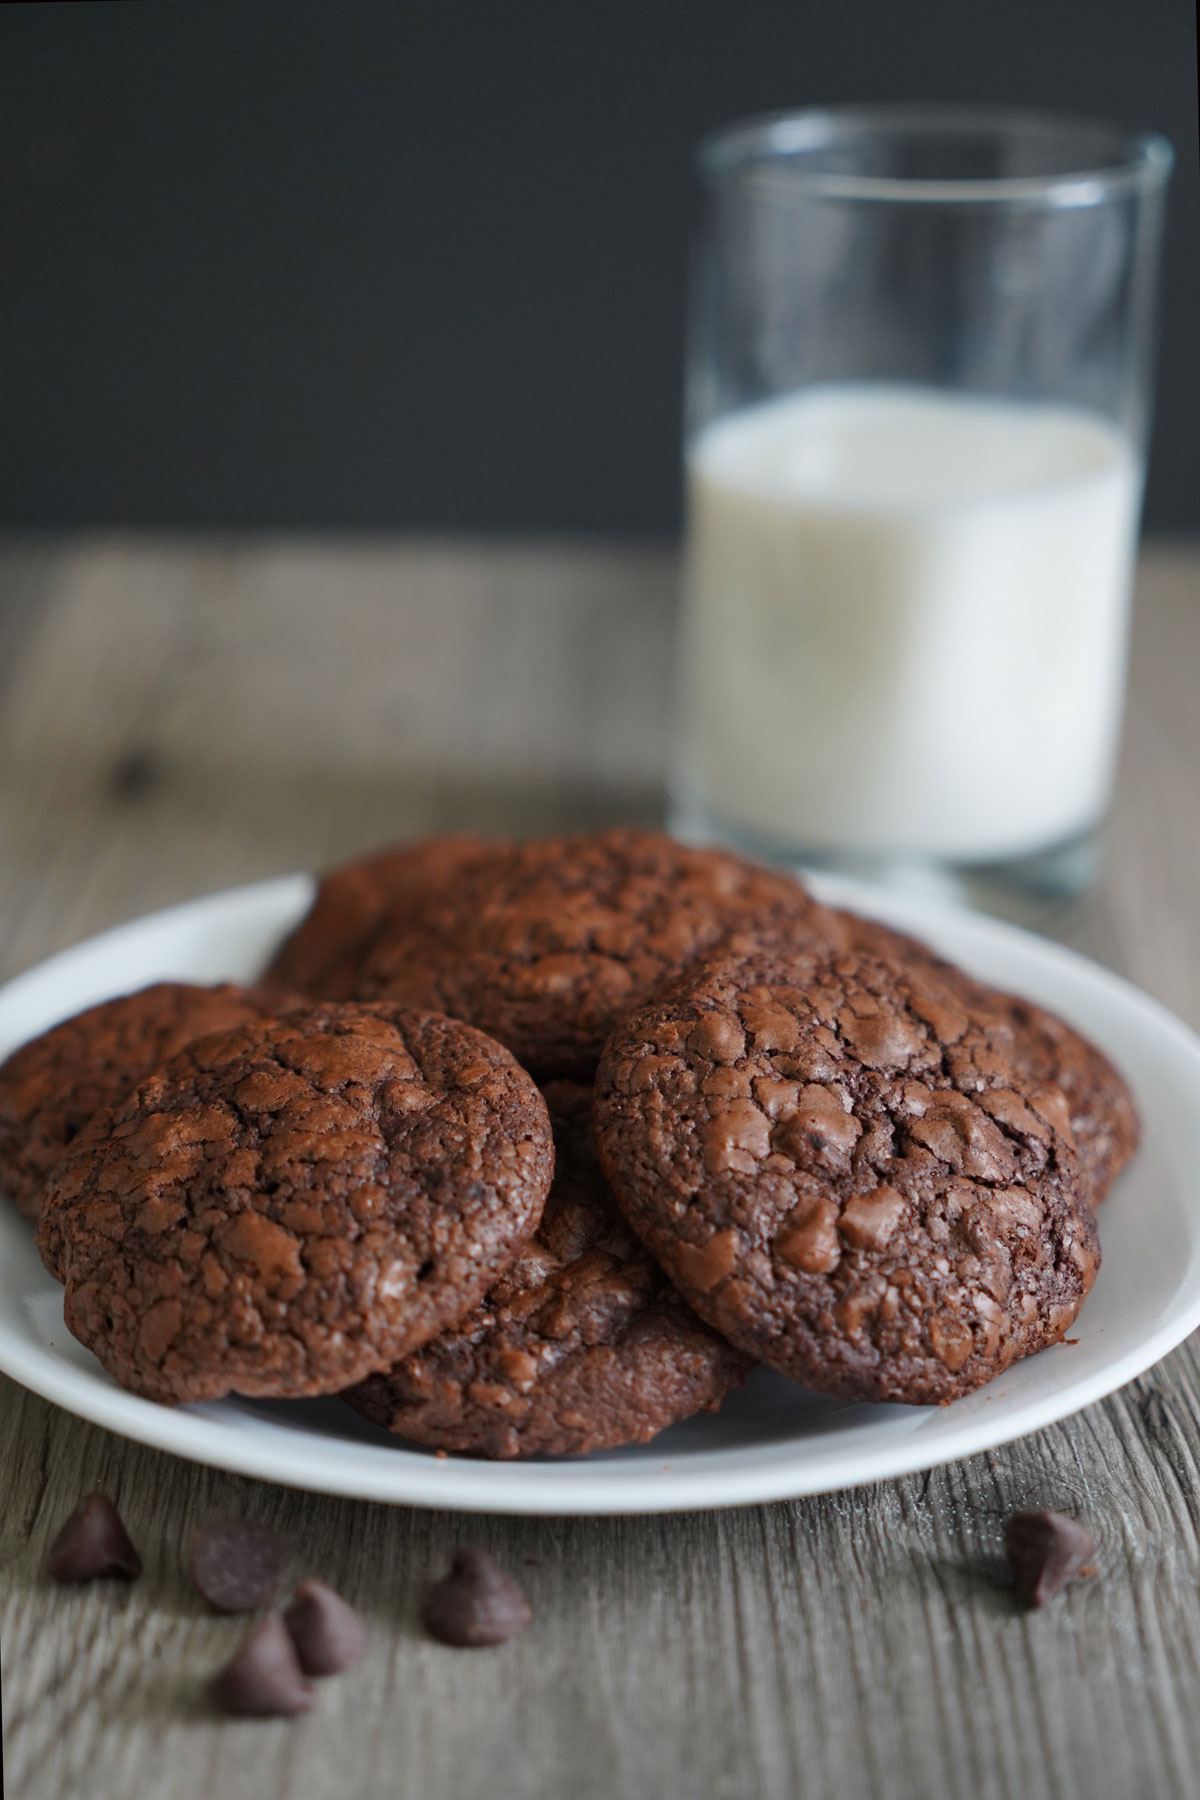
[677,384,1140,862]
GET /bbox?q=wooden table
[1,538,1198,1800]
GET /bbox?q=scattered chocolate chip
[189,1517,288,1614]
[209,1612,315,1717]
[422,1548,532,1647]
[1004,1508,1096,1606]
[46,1492,142,1582]
[283,1578,366,1676]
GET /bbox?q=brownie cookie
[344,1081,750,1457]
[261,835,495,1002]
[357,828,843,1079]
[593,948,1099,1405]
[832,910,1139,1201]
[0,983,294,1225]
[38,1004,554,1404]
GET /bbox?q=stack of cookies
[0,829,1137,1458]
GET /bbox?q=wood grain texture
[1,536,1198,1800]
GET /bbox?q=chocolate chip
[1004,1508,1096,1606]
[46,1492,142,1582]
[209,1613,315,1717]
[422,1548,532,1647]
[283,1578,366,1676]
[189,1517,288,1614]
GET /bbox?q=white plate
[1,872,1198,1516]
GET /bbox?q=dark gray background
[0,0,1195,534]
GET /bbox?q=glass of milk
[672,107,1172,904]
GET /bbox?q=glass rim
[698,104,1173,206]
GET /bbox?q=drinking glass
[670,106,1172,904]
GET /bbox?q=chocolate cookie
[357,828,843,1079]
[38,1004,554,1404]
[833,911,1139,1201]
[344,1081,750,1457]
[593,948,1099,1405]
[0,983,293,1225]
[261,835,494,1002]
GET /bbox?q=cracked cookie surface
[357,828,843,1079]
[833,911,1139,1202]
[593,948,1099,1405]
[344,1081,750,1457]
[261,835,494,1002]
[38,1004,554,1404]
[0,983,293,1225]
